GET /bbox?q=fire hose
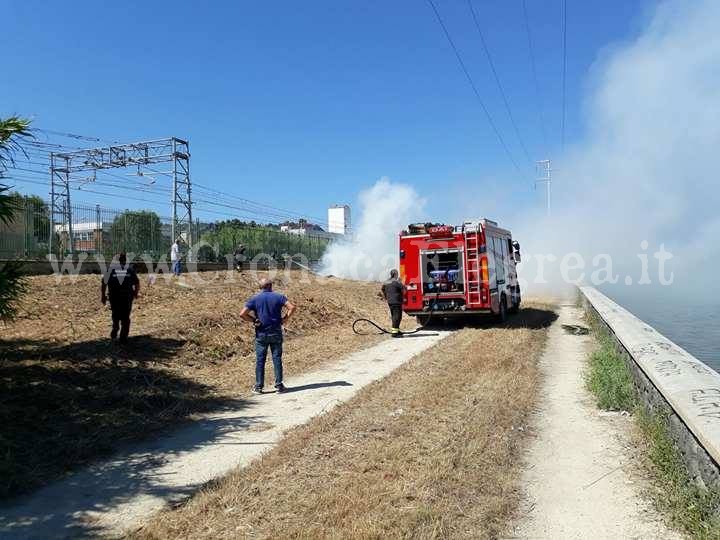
[352,293,440,336]
[351,314,433,336]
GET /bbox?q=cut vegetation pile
[0,271,399,499]
[134,303,555,539]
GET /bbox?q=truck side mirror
[514,252,521,263]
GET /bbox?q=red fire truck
[398,219,521,323]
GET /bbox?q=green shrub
[637,408,720,538]
[0,259,27,320]
[0,117,32,320]
[585,334,637,411]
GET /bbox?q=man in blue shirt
[240,278,296,394]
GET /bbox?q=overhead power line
[7,175,319,228]
[467,0,533,165]
[6,176,171,207]
[561,0,567,152]
[10,130,338,228]
[34,128,121,145]
[8,165,48,176]
[426,0,526,178]
[192,180,330,225]
[8,170,333,228]
[23,139,87,152]
[521,0,549,153]
[23,154,330,225]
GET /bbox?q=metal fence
[0,198,52,259]
[0,197,331,262]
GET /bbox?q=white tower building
[328,204,351,235]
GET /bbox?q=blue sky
[3,0,656,225]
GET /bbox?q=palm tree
[0,116,32,320]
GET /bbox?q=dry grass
[133,302,555,540]
[0,270,405,499]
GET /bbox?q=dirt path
[512,304,680,539]
[0,330,450,539]
[131,305,554,539]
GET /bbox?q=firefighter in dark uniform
[381,269,406,337]
[101,252,140,343]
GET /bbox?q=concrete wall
[581,286,720,490]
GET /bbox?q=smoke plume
[515,0,720,300]
[320,178,425,281]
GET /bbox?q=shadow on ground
[0,334,245,502]
[284,380,352,393]
[421,307,559,331]
[395,331,441,338]
[0,410,265,539]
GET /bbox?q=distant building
[281,228,337,240]
[328,204,351,235]
[54,221,110,253]
[280,219,337,240]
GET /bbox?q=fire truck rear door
[486,236,498,308]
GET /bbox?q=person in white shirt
[170,238,182,276]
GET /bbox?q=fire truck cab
[398,219,521,323]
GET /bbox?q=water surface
[601,287,720,373]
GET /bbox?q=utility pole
[95,204,101,256]
[171,138,193,262]
[49,152,74,257]
[535,159,551,216]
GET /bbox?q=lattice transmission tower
[49,137,192,258]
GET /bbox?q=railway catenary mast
[49,137,192,258]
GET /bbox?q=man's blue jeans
[255,333,283,389]
[172,260,181,276]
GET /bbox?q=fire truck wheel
[497,295,508,323]
[509,297,520,314]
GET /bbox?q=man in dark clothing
[240,278,297,394]
[101,252,140,343]
[381,269,406,337]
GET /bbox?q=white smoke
[320,178,425,281]
[321,1,718,298]
[515,0,720,300]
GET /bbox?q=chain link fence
[0,197,331,262]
